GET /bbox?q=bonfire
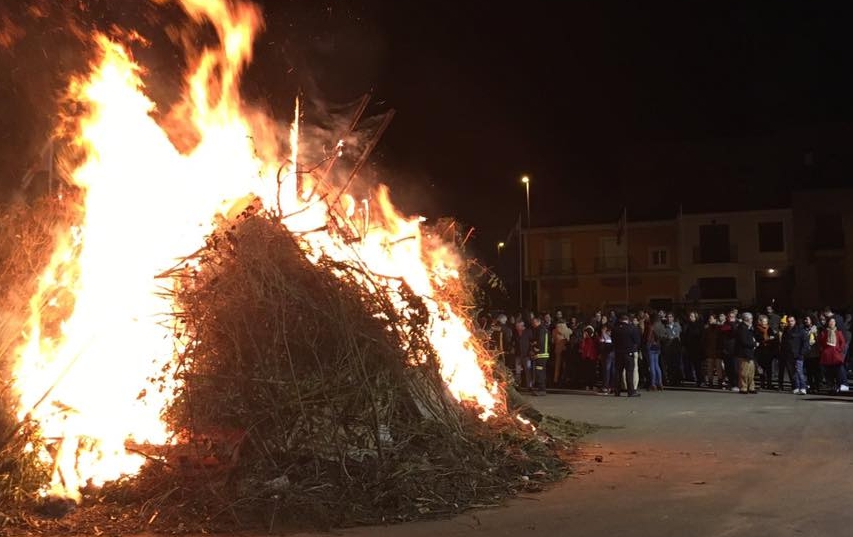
[0,0,580,532]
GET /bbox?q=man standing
[492,314,513,374]
[719,311,739,391]
[766,305,781,333]
[530,317,550,396]
[735,312,759,394]
[803,315,821,393]
[511,320,532,388]
[613,314,641,397]
[781,315,808,394]
[661,312,683,386]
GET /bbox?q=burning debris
[0,0,581,532]
[109,210,569,530]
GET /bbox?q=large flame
[11,0,500,500]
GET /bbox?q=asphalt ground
[297,388,853,537]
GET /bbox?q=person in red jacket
[579,325,599,391]
[818,317,850,394]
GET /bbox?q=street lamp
[497,241,505,255]
[520,175,530,226]
[519,175,531,311]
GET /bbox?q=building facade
[791,188,853,307]
[524,219,680,313]
[677,208,794,309]
[521,190,853,312]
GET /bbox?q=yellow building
[523,219,680,313]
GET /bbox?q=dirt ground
[293,388,853,537]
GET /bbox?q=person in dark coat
[735,312,759,394]
[612,314,641,397]
[511,320,532,388]
[780,315,809,394]
[683,311,704,386]
[492,314,514,373]
[719,311,739,391]
[529,317,550,395]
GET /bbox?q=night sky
[2,0,853,264]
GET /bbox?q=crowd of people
[483,305,853,397]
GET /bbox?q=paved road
[299,389,853,537]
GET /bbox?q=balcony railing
[692,244,738,264]
[539,258,576,276]
[594,256,633,273]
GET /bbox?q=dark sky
[3,0,853,263]
[263,0,853,259]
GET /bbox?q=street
[298,389,853,537]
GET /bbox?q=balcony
[539,258,576,276]
[594,256,633,273]
[692,244,738,264]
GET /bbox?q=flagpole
[516,214,523,310]
[624,207,629,311]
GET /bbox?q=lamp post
[520,175,531,311]
[497,241,505,256]
[521,175,531,227]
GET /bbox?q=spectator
[644,313,664,391]
[803,315,821,393]
[766,305,781,333]
[703,314,723,388]
[552,320,572,386]
[491,314,513,373]
[636,311,650,388]
[781,315,809,394]
[720,310,739,391]
[818,317,849,394]
[755,314,779,390]
[530,317,550,396]
[735,312,759,394]
[599,323,615,395]
[511,320,532,388]
[683,311,704,385]
[613,314,641,397]
[579,326,598,390]
[661,312,683,385]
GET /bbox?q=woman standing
[579,325,598,390]
[644,314,664,391]
[818,317,849,394]
[552,321,572,386]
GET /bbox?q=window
[649,248,669,268]
[814,214,844,250]
[598,237,627,271]
[698,277,737,300]
[542,239,574,274]
[698,224,732,263]
[758,222,784,252]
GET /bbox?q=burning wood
[0,0,576,532]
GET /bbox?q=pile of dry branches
[115,210,570,531]
[0,195,77,521]
[0,200,579,534]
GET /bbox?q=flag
[504,212,522,245]
[616,207,627,245]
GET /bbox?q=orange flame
[12,0,501,500]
